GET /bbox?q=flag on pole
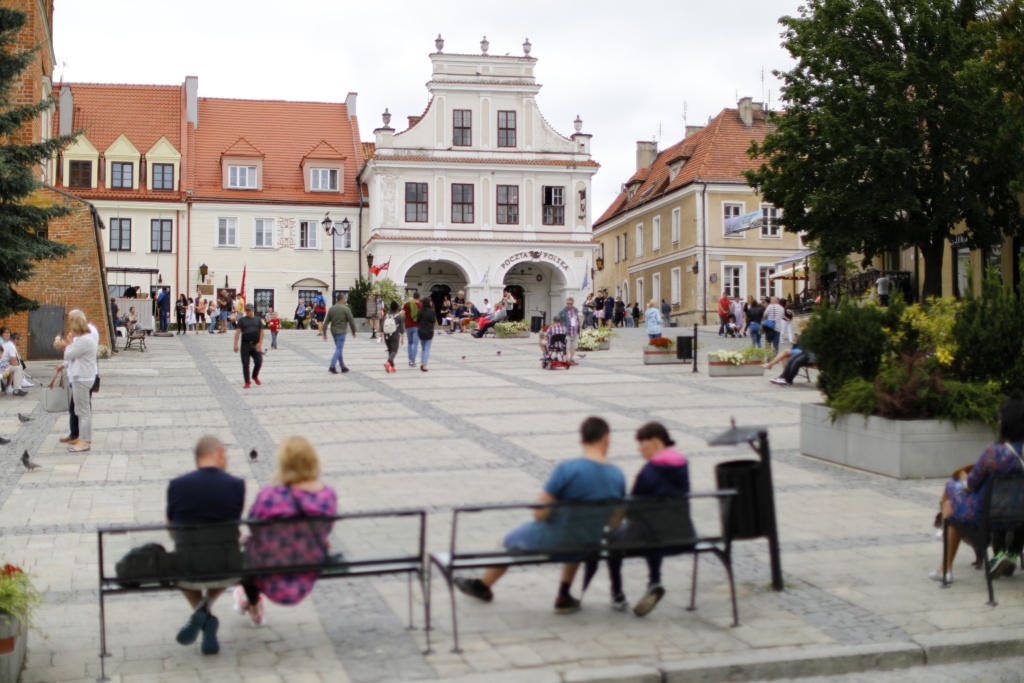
[369,258,391,276]
[478,266,490,285]
[581,261,590,290]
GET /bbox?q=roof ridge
[692,111,725,180]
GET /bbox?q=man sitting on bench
[471,300,507,338]
[454,417,625,614]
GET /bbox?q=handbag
[287,487,344,565]
[43,370,71,413]
[115,543,179,587]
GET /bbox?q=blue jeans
[749,322,762,348]
[406,327,419,364]
[419,337,433,366]
[159,308,169,332]
[329,333,347,370]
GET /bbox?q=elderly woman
[233,436,337,626]
[58,316,98,453]
[932,393,1024,583]
[644,299,662,341]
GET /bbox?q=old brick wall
[7,0,54,149]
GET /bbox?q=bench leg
[983,547,998,607]
[406,572,416,630]
[687,552,699,612]
[422,566,434,655]
[444,570,463,654]
[717,548,740,627]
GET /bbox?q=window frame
[635,278,644,312]
[68,160,92,188]
[760,204,782,238]
[253,218,275,249]
[152,163,174,190]
[723,202,746,239]
[496,184,519,225]
[111,161,133,189]
[333,222,353,250]
[651,272,661,303]
[652,215,662,251]
[109,217,131,252]
[722,263,745,299]
[635,223,644,257]
[451,183,475,224]
[311,168,339,192]
[758,264,777,300]
[671,208,681,243]
[670,266,682,305]
[497,110,517,148]
[298,220,321,250]
[217,217,239,248]
[453,109,472,146]
[150,218,173,253]
[622,231,628,260]
[228,165,258,189]
[542,186,565,226]
[405,182,428,223]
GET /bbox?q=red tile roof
[192,98,362,205]
[304,140,346,161]
[595,106,776,227]
[222,137,264,158]
[361,141,376,161]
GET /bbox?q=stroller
[541,333,571,370]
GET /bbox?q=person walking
[322,293,356,374]
[294,300,307,330]
[417,298,435,372]
[645,299,663,341]
[185,297,197,333]
[763,297,786,353]
[403,292,421,367]
[631,302,640,329]
[781,300,795,343]
[157,288,171,332]
[717,294,730,336]
[382,301,404,373]
[555,297,582,364]
[196,298,207,333]
[747,298,765,348]
[233,303,264,389]
[583,293,596,329]
[267,309,280,349]
[175,294,188,335]
[660,299,671,327]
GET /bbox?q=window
[150,219,172,253]
[724,203,744,237]
[311,168,338,191]
[405,182,428,222]
[614,235,620,263]
[333,222,352,250]
[109,218,131,252]
[452,183,474,223]
[635,223,644,257]
[542,186,565,225]
[497,111,516,147]
[298,220,320,249]
[496,185,519,224]
[622,232,628,260]
[68,160,91,188]
[217,217,238,247]
[111,162,133,189]
[671,208,680,243]
[723,265,743,298]
[635,279,644,312]
[228,166,257,189]
[453,109,472,146]
[652,216,662,251]
[297,289,321,305]
[761,205,781,237]
[253,289,274,319]
[652,273,661,303]
[153,163,174,190]
[759,266,777,300]
[670,267,681,305]
[254,218,274,248]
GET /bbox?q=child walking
[382,301,405,373]
[267,310,280,349]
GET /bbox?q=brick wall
[7,0,54,149]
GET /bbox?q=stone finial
[480,36,489,54]
[573,115,583,133]
[523,38,532,55]
[382,108,392,126]
[435,34,444,52]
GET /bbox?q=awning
[775,249,815,268]
[770,264,808,281]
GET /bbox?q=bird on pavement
[249,449,258,461]
[461,356,466,360]
[0,435,9,445]
[496,351,501,356]
[17,413,31,423]
[21,450,40,471]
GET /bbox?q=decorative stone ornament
[574,115,583,133]
[382,108,392,127]
[481,36,489,54]
[435,34,444,52]
[523,38,532,55]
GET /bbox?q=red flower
[648,337,674,348]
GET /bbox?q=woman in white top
[186,298,197,333]
[59,316,98,453]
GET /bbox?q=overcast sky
[52,0,802,212]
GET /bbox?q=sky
[51,0,804,212]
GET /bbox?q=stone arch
[392,247,477,286]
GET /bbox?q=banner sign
[724,210,764,235]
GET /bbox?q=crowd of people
[716,294,795,351]
[579,290,656,330]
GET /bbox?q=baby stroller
[541,333,571,370]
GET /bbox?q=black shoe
[328,367,339,374]
[454,577,493,602]
[175,608,208,645]
[341,367,349,373]
[632,583,665,617]
[12,390,26,397]
[554,594,581,615]
[200,614,220,655]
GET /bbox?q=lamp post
[366,253,375,283]
[322,213,351,299]
[199,263,208,283]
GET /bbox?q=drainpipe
[698,180,708,325]
[356,168,364,283]
[186,193,192,295]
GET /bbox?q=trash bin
[676,335,694,361]
[530,316,544,334]
[715,460,764,540]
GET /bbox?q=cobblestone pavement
[756,656,1024,683]
[1,323,1018,682]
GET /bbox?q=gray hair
[194,435,224,461]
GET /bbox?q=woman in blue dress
[932,393,1024,583]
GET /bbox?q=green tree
[746,0,1024,297]
[0,8,78,317]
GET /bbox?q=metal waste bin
[715,460,765,540]
[530,316,544,334]
[676,335,694,361]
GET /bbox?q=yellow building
[593,98,807,325]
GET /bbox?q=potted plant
[707,346,771,377]
[0,564,40,682]
[579,327,614,351]
[495,320,530,338]
[643,337,687,365]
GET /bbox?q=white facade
[362,40,598,320]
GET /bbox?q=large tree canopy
[0,7,78,317]
[745,0,1024,296]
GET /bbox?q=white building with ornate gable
[361,36,599,321]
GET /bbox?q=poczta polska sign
[499,250,570,273]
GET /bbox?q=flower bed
[643,337,687,365]
[0,565,39,683]
[579,327,614,351]
[495,320,530,338]
[706,347,770,376]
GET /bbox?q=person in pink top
[232,436,337,626]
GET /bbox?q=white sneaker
[20,380,33,388]
[929,570,953,583]
[232,585,249,615]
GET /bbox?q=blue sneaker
[200,614,220,655]
[175,609,208,645]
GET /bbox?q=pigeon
[249,449,258,461]
[0,436,9,445]
[17,413,31,423]
[21,450,40,471]
[461,356,466,360]
[496,351,502,356]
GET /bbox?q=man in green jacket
[322,293,357,374]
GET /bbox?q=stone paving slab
[0,325,1014,682]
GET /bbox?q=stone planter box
[597,340,611,350]
[707,361,764,377]
[0,613,26,683]
[643,350,687,365]
[497,330,530,339]
[800,402,995,479]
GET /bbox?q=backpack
[383,313,397,335]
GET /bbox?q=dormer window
[229,166,258,189]
[152,164,174,190]
[112,162,133,189]
[626,181,642,201]
[311,168,339,192]
[68,160,92,188]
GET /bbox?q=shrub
[346,277,374,318]
[797,302,890,400]
[952,269,1024,393]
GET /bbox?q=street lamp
[322,213,351,298]
[199,263,208,283]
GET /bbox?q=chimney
[58,86,73,136]
[635,140,658,171]
[185,76,198,128]
[407,115,422,128]
[345,92,358,121]
[738,96,756,127]
[685,125,704,138]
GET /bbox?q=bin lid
[708,421,766,446]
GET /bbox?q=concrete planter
[0,613,26,683]
[800,402,995,479]
[643,350,687,365]
[707,361,764,377]
[597,340,611,350]
[497,330,530,339]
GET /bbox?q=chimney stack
[58,86,73,137]
[635,140,658,172]
[737,97,762,128]
[345,92,358,121]
[685,125,704,138]
[407,115,422,128]
[185,76,198,128]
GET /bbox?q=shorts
[566,336,578,354]
[503,522,546,551]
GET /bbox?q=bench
[429,491,738,653]
[97,508,428,680]
[123,323,148,352]
[801,363,817,382]
[943,473,1024,605]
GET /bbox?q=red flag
[239,265,246,302]
[369,258,391,276]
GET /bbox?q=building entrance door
[505,285,526,322]
[28,305,65,360]
[430,284,451,323]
